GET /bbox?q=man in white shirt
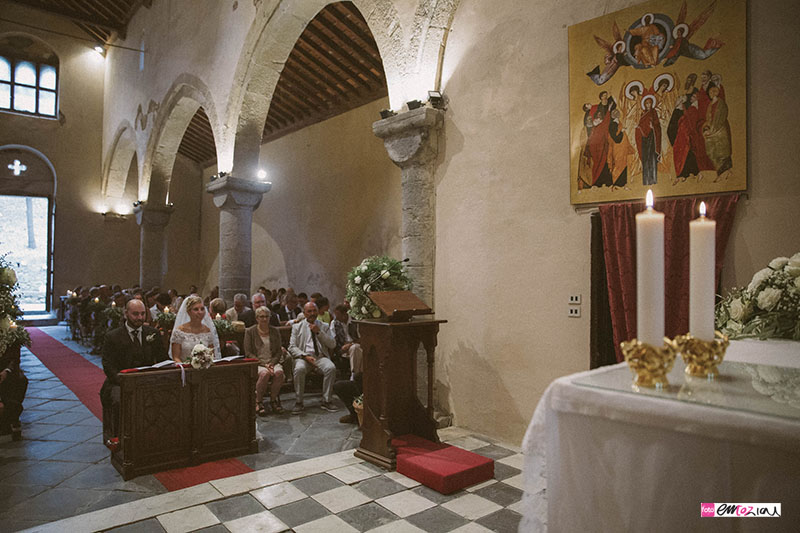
[288,302,337,414]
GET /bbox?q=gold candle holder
[674,331,729,378]
[620,338,678,389]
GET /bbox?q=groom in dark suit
[100,299,167,443]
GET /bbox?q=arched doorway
[0,145,56,313]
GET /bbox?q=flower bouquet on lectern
[346,256,412,320]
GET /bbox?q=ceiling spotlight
[406,100,423,110]
[93,45,106,57]
[257,169,267,180]
[379,109,396,119]
[428,90,445,109]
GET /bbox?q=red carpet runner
[26,327,253,490]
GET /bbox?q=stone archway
[223,0,412,179]
[135,74,221,288]
[143,74,221,205]
[102,121,139,207]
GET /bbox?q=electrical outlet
[568,306,581,318]
[568,294,582,304]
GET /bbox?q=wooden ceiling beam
[270,93,306,122]
[279,68,332,109]
[267,102,294,127]
[6,0,125,36]
[293,45,356,94]
[305,24,381,84]
[277,80,324,116]
[322,8,383,69]
[288,54,349,98]
[300,37,375,91]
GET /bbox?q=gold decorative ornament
[620,338,678,389]
[674,331,730,378]
[620,337,678,389]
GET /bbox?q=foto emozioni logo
[700,503,781,518]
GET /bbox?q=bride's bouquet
[189,343,214,369]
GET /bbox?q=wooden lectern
[354,291,446,469]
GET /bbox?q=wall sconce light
[406,100,423,110]
[102,211,127,222]
[379,109,396,119]
[257,169,267,180]
[93,44,106,57]
[428,90,445,109]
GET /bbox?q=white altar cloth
[520,339,800,532]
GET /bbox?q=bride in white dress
[170,295,221,362]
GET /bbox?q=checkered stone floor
[3,327,524,532]
[31,428,523,533]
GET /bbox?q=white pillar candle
[689,201,716,341]
[635,190,665,346]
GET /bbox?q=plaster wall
[163,153,204,294]
[720,0,800,288]
[435,0,800,444]
[0,5,141,300]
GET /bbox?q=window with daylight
[0,35,59,118]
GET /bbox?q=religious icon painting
[568,0,746,205]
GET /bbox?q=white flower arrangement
[189,343,214,369]
[716,252,800,341]
[345,256,412,320]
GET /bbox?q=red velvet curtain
[599,194,739,362]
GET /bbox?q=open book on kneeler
[392,434,494,494]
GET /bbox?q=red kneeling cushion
[392,434,494,494]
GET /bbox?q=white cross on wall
[8,159,27,176]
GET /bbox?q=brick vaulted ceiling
[9,1,387,167]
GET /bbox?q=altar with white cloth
[519,339,800,532]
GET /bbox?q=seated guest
[272,288,286,309]
[334,373,362,425]
[0,341,28,440]
[203,285,219,308]
[168,288,182,312]
[209,297,227,319]
[288,302,337,414]
[315,296,332,324]
[330,304,362,377]
[277,293,303,325]
[244,306,285,415]
[100,299,168,444]
[149,292,171,323]
[243,292,278,328]
[225,293,251,322]
[297,292,309,309]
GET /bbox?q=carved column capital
[206,175,272,211]
[373,107,444,168]
[133,202,174,228]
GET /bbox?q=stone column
[374,107,445,413]
[134,203,174,289]
[373,107,444,307]
[207,175,271,305]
